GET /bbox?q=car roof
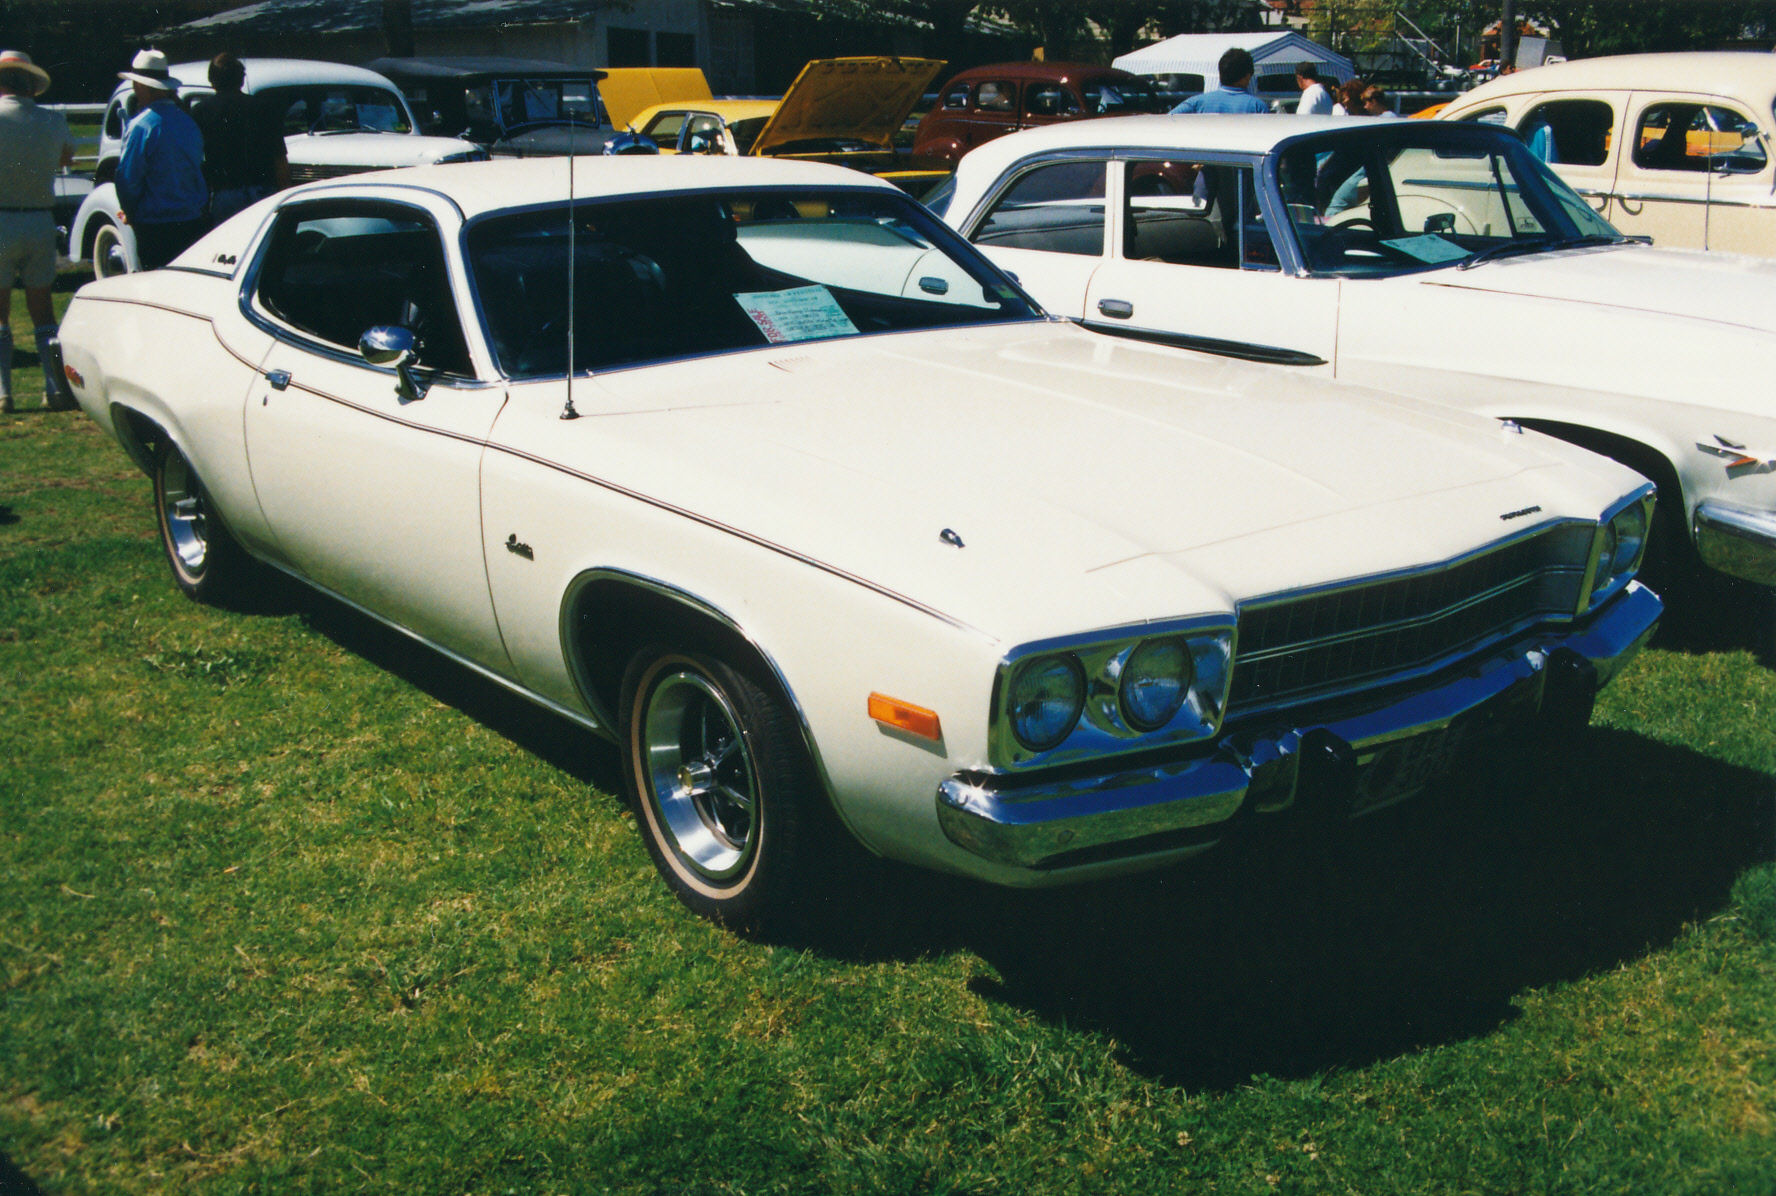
[944,61,1141,85]
[1450,51,1776,108]
[156,57,405,94]
[631,99,779,127]
[293,153,898,219]
[362,56,606,83]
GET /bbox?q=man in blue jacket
[115,49,207,269]
[1172,49,1271,115]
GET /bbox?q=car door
[1613,92,1772,251]
[962,156,1110,318]
[241,196,513,673]
[961,78,1019,152]
[1511,93,1627,221]
[1084,156,1338,369]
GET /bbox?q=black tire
[619,645,831,933]
[151,440,248,603]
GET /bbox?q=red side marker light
[63,364,84,388]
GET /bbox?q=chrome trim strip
[1693,499,1776,587]
[1612,192,1769,209]
[939,584,1661,871]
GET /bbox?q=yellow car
[628,57,950,193]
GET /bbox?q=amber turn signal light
[868,692,942,742]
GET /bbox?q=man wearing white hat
[0,49,75,413]
[114,48,207,272]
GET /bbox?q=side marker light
[868,692,942,742]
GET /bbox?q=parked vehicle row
[60,155,1663,931]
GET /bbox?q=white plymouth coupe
[59,156,1660,930]
[937,115,1776,624]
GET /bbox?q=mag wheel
[152,440,246,602]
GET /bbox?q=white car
[1437,52,1776,257]
[58,156,1659,930]
[936,114,1776,622]
[72,58,486,277]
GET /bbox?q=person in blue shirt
[1172,48,1272,115]
[114,49,207,269]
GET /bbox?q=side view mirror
[359,325,429,402]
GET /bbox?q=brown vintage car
[912,62,1166,166]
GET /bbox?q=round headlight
[1611,504,1647,576]
[1007,655,1084,752]
[1593,523,1618,592]
[1119,637,1193,732]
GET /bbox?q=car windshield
[466,187,1041,378]
[484,78,602,128]
[260,84,413,135]
[1274,127,1623,277]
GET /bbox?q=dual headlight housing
[991,618,1235,769]
[1585,487,1657,610]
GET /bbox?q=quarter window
[1461,106,1509,126]
[1518,99,1614,167]
[1633,102,1767,174]
[255,203,471,376]
[973,160,1107,256]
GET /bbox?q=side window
[972,160,1107,256]
[1124,160,1276,270]
[104,95,129,140]
[255,204,472,376]
[684,113,726,154]
[1634,102,1767,174]
[643,111,688,144]
[941,83,970,110]
[975,81,1016,113]
[1519,99,1614,167]
[1461,106,1509,126]
[1025,84,1080,118]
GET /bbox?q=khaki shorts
[0,210,57,290]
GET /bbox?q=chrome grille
[1229,524,1594,713]
[288,162,377,185]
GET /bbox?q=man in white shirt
[1296,62,1334,116]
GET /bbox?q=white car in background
[72,57,486,277]
[1436,52,1776,257]
[56,156,1658,930]
[936,115,1776,627]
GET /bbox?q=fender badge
[1499,505,1542,521]
[1697,436,1772,471]
[505,534,534,560]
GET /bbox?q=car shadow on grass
[1648,572,1775,667]
[258,580,1772,1089]
[949,728,1775,1090]
[0,1150,46,1195]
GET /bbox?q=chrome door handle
[265,369,291,390]
[1097,299,1134,319]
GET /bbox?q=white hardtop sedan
[938,114,1776,623]
[1436,52,1776,257]
[60,154,1659,931]
[73,57,487,278]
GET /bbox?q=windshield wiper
[1457,233,1623,270]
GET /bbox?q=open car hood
[751,57,943,157]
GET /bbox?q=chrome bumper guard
[1693,500,1776,587]
[937,583,1662,871]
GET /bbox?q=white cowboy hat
[118,47,177,92]
[0,50,52,97]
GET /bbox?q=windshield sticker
[736,285,860,344]
[1380,234,1472,264]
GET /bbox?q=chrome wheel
[91,221,131,279]
[158,447,210,578]
[641,668,760,882]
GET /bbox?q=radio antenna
[561,151,581,420]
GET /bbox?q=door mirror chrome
[358,325,429,402]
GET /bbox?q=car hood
[751,57,943,156]
[492,125,611,156]
[564,323,1629,643]
[1420,242,1776,334]
[285,131,476,167]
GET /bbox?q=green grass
[3,283,1774,1192]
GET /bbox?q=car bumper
[936,582,1661,872]
[1693,500,1776,588]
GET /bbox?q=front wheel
[620,646,831,932]
[152,440,248,603]
[90,219,134,279]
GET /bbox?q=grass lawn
[2,282,1774,1193]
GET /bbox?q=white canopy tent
[1113,31,1353,100]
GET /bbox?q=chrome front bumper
[1694,500,1776,587]
[937,582,1662,872]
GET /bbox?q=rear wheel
[90,219,132,279]
[152,440,247,603]
[620,646,829,932]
